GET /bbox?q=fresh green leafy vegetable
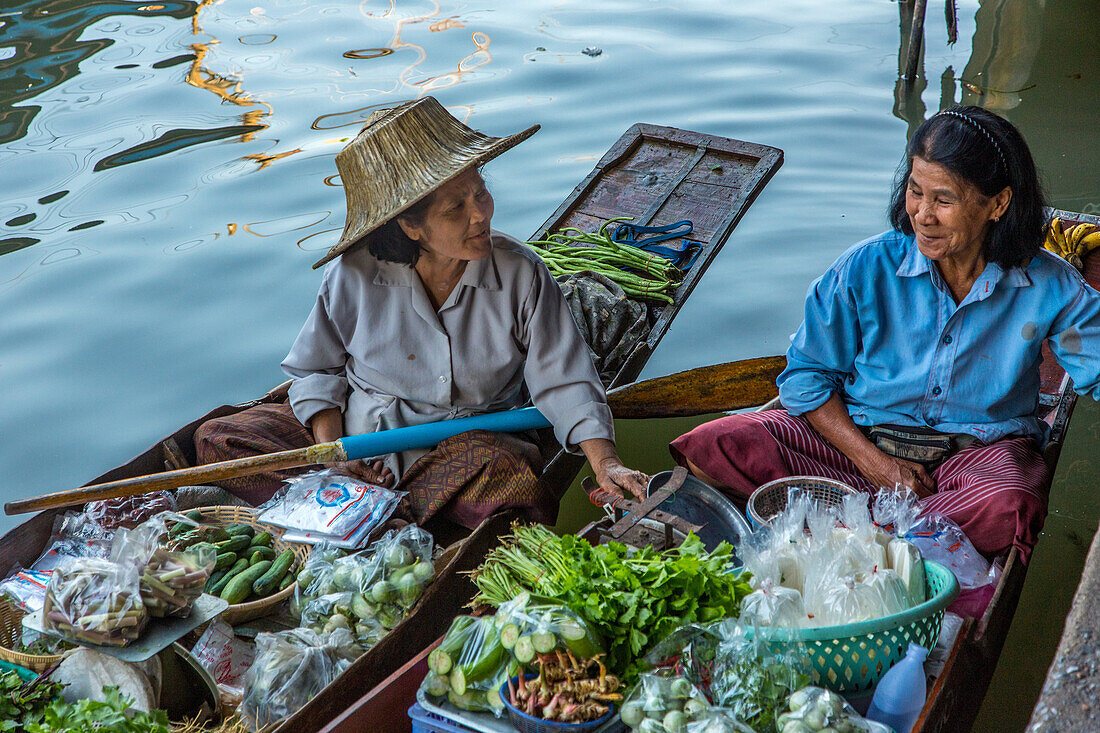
[470,524,753,684]
[25,687,169,733]
[0,669,63,732]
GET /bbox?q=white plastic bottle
[865,642,928,733]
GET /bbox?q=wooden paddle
[5,355,784,515]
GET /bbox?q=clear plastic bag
[190,618,255,714]
[708,621,812,732]
[684,710,756,733]
[0,567,53,613]
[42,557,148,646]
[112,513,216,618]
[30,511,114,573]
[354,523,436,611]
[619,673,711,731]
[905,514,991,590]
[241,627,362,729]
[493,592,605,663]
[84,491,176,531]
[258,468,404,549]
[739,580,807,629]
[291,543,347,616]
[780,686,893,732]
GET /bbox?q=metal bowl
[158,641,222,723]
[646,470,754,552]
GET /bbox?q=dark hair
[361,191,436,265]
[888,105,1047,269]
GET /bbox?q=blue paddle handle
[338,407,552,461]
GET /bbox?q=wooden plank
[320,642,437,733]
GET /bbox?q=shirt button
[943,334,953,344]
[932,386,942,396]
[439,375,448,383]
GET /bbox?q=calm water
[2,0,1097,728]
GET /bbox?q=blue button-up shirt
[778,230,1100,444]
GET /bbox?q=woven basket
[747,475,860,527]
[0,597,63,673]
[759,560,959,695]
[190,506,310,625]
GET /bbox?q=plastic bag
[258,468,404,549]
[349,523,435,611]
[291,543,347,616]
[780,686,892,732]
[708,620,812,732]
[685,710,756,733]
[739,580,807,629]
[112,513,216,618]
[905,514,991,589]
[493,592,605,663]
[241,628,362,729]
[619,673,711,731]
[43,557,148,646]
[190,618,255,713]
[30,511,114,574]
[0,567,53,613]
[84,491,176,531]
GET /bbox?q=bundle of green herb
[0,669,63,732]
[25,687,169,733]
[470,525,753,683]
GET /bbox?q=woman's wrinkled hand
[863,453,935,498]
[594,457,649,502]
[324,458,395,488]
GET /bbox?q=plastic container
[865,642,928,733]
[501,675,617,732]
[409,703,476,733]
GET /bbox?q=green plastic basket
[759,560,959,695]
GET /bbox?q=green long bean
[525,216,682,305]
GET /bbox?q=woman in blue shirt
[671,106,1100,562]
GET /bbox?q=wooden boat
[322,208,1100,733]
[0,124,783,730]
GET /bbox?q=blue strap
[612,220,703,272]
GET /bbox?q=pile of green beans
[527,217,681,304]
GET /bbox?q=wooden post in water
[905,0,929,81]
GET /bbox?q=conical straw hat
[313,97,539,269]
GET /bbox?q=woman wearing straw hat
[194,97,647,536]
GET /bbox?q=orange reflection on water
[429,17,465,32]
[244,148,304,170]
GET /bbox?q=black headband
[936,110,1008,175]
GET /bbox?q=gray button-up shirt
[282,232,614,477]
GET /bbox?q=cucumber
[499,623,521,650]
[221,560,272,604]
[249,531,274,548]
[513,635,535,664]
[185,510,205,523]
[449,623,504,694]
[209,558,248,596]
[215,535,252,554]
[252,549,295,597]
[447,689,489,713]
[214,551,237,571]
[428,616,477,676]
[249,546,277,564]
[225,523,255,538]
[557,617,603,659]
[531,630,556,654]
[205,569,228,593]
[422,671,450,698]
[278,570,296,592]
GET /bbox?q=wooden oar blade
[607,355,785,419]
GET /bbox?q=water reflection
[0,0,197,145]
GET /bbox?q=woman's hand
[326,458,395,488]
[860,453,935,498]
[309,407,395,487]
[579,438,649,501]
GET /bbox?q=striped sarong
[670,410,1050,563]
[194,402,556,540]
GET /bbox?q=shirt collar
[895,235,1033,291]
